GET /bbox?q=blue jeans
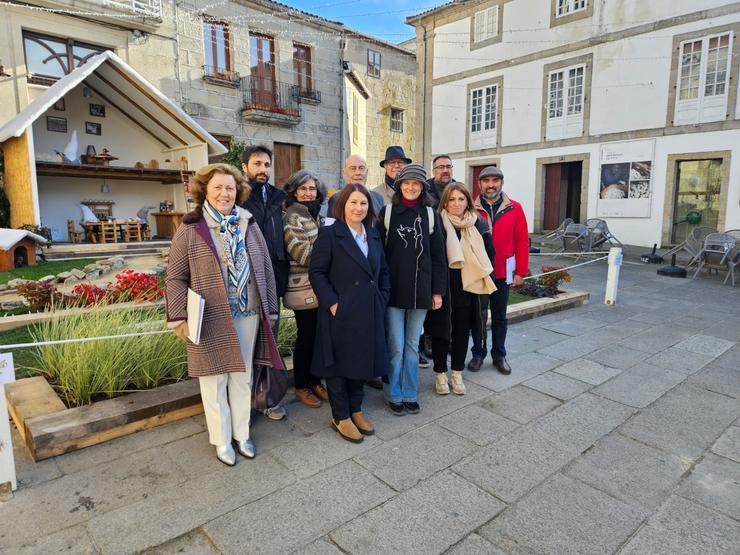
[384,307,428,403]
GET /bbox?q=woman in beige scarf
[427,184,496,395]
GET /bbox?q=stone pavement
[2,256,739,554]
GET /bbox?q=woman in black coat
[309,184,390,443]
[427,183,495,396]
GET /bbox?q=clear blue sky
[280,0,437,43]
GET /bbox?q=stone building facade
[0,0,416,191]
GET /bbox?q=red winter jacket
[475,193,529,280]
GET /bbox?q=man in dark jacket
[426,154,456,208]
[241,144,288,420]
[469,166,529,375]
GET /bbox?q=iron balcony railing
[106,0,162,18]
[240,75,300,118]
[296,87,321,103]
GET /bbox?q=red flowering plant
[71,283,109,306]
[108,269,163,303]
[15,280,65,312]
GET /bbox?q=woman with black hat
[377,163,447,415]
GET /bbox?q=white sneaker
[450,371,466,395]
[262,404,286,421]
[435,372,450,395]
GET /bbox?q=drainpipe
[421,22,429,165]
[173,1,184,105]
[338,35,348,187]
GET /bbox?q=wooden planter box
[5,377,202,461]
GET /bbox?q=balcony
[202,66,240,88]
[240,75,301,126]
[295,87,321,105]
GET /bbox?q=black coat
[377,202,447,310]
[309,222,390,380]
[242,183,289,296]
[427,215,495,342]
[425,178,456,208]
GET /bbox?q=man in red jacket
[469,166,529,374]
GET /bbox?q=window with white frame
[546,64,585,139]
[674,32,732,125]
[556,0,587,17]
[390,108,404,133]
[473,6,499,44]
[469,83,498,148]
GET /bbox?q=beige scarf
[441,210,496,295]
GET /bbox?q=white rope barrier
[0,329,173,350]
[526,255,609,280]
[529,251,615,256]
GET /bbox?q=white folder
[187,288,205,344]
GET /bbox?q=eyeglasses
[297,186,318,193]
[433,164,453,170]
[385,160,405,166]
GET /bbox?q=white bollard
[604,247,623,305]
[0,352,17,498]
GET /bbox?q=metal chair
[542,218,573,247]
[562,223,589,253]
[663,226,716,267]
[585,218,624,251]
[692,233,736,280]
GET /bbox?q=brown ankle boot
[332,418,363,443]
[351,411,375,435]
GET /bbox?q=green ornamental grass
[30,305,186,406]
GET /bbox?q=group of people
[165,144,529,464]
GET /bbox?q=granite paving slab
[643,346,716,375]
[711,344,740,371]
[619,495,740,555]
[616,324,695,354]
[437,404,519,446]
[538,315,607,336]
[292,538,345,555]
[505,326,570,355]
[678,453,740,519]
[523,372,592,400]
[535,333,614,362]
[552,358,622,385]
[620,383,740,460]
[478,385,561,424]
[354,423,477,491]
[446,533,506,555]
[11,426,62,490]
[0,447,188,549]
[479,473,645,555]
[330,471,505,555]
[711,426,740,463]
[592,362,686,408]
[688,364,740,399]
[4,526,98,555]
[465,352,562,392]
[87,452,295,554]
[584,344,651,370]
[673,334,736,357]
[564,433,689,510]
[204,461,394,554]
[143,529,220,555]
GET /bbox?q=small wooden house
[0,229,48,271]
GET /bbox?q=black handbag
[252,364,288,410]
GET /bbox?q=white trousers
[198,314,259,446]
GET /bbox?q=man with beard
[426,155,456,208]
[241,144,288,420]
[469,166,529,375]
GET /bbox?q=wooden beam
[90,71,188,145]
[1,131,36,227]
[105,63,204,144]
[35,162,185,184]
[84,83,171,149]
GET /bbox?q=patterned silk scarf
[203,200,251,313]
